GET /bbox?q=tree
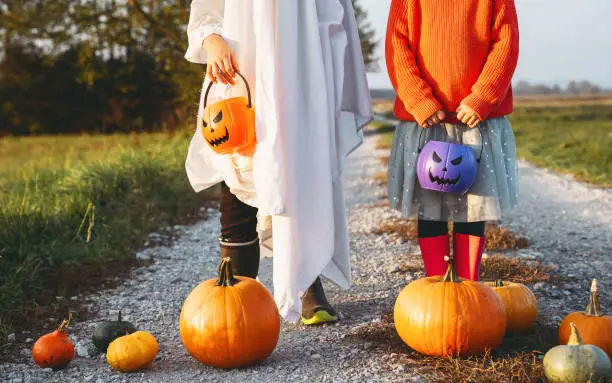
[353,0,379,72]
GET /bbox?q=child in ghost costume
[184,0,373,324]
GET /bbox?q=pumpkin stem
[585,279,602,317]
[57,312,73,333]
[494,280,504,287]
[216,257,238,287]
[441,256,460,283]
[567,322,584,346]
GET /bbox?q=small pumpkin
[106,331,158,372]
[32,314,75,370]
[485,280,538,332]
[394,257,507,357]
[201,73,256,155]
[559,279,612,359]
[544,322,612,383]
[92,311,137,352]
[179,257,280,369]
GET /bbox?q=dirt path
[1,128,611,383]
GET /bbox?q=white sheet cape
[184,0,372,322]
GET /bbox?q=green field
[377,103,612,187]
[0,131,213,340]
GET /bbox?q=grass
[510,104,612,187]
[348,313,555,383]
[375,103,612,187]
[372,217,530,252]
[391,253,557,285]
[0,130,214,342]
[348,253,560,382]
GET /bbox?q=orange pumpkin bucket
[201,73,256,155]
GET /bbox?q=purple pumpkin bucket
[416,126,483,195]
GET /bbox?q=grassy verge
[375,103,612,187]
[0,131,214,342]
[511,104,612,187]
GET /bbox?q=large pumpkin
[201,73,256,155]
[106,331,158,372]
[544,322,612,383]
[485,280,538,332]
[31,315,75,370]
[179,257,280,369]
[559,279,612,359]
[394,257,507,357]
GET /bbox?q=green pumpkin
[92,311,137,353]
[544,322,612,383]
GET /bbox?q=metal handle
[203,72,253,109]
[417,123,484,163]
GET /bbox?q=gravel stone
[533,282,546,291]
[6,333,15,343]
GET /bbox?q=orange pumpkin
[32,314,75,370]
[394,257,507,357]
[179,257,280,369]
[485,280,538,332]
[107,331,158,372]
[201,73,256,155]
[559,279,612,359]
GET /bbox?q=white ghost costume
[184,0,373,322]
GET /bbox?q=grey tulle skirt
[387,117,519,222]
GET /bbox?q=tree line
[514,80,605,95]
[0,1,378,136]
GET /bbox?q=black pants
[219,182,259,243]
[417,220,486,238]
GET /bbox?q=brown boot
[301,277,338,325]
[219,236,260,279]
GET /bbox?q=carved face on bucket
[202,110,230,148]
[201,97,256,155]
[417,141,478,194]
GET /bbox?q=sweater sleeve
[184,0,225,65]
[385,0,441,125]
[462,0,519,119]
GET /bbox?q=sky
[362,0,612,89]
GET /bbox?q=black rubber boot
[219,236,260,279]
[301,277,339,325]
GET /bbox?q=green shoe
[301,310,338,325]
[300,277,339,325]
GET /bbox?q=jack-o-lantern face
[201,73,256,155]
[416,141,478,194]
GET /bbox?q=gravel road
[1,129,611,383]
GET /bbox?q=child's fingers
[456,109,466,122]
[214,63,230,85]
[206,64,216,83]
[467,116,479,127]
[231,54,241,74]
[221,57,236,85]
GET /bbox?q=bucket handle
[417,123,484,163]
[203,72,253,109]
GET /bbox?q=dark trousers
[417,220,486,238]
[219,182,259,243]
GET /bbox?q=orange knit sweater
[385,0,520,125]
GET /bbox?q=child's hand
[202,34,240,85]
[422,110,446,128]
[456,103,481,128]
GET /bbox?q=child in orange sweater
[385,0,520,280]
